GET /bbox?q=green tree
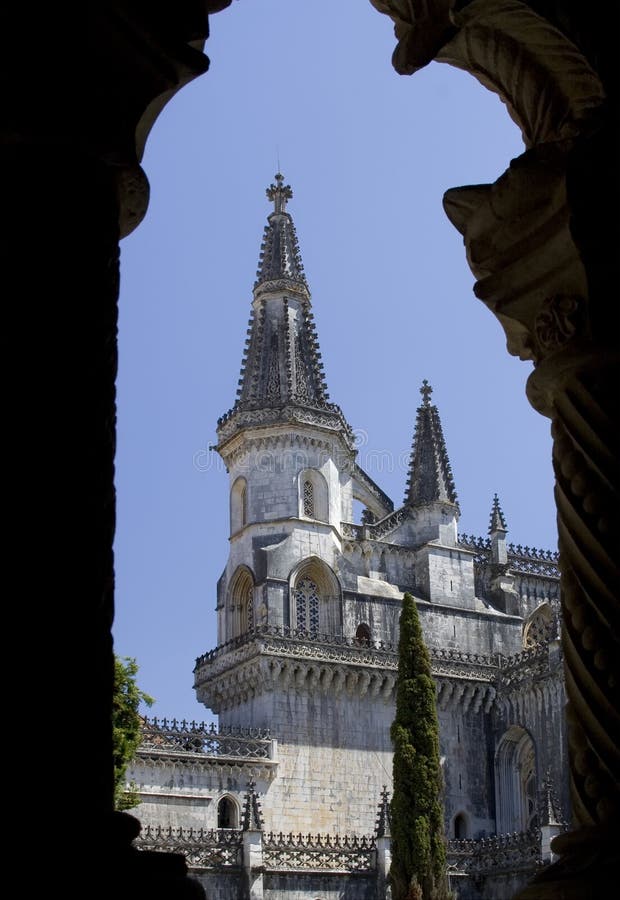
[390,593,451,900]
[113,655,154,811]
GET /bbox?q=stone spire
[404,380,459,511]
[217,175,354,449]
[489,493,509,566]
[489,493,508,533]
[242,778,264,831]
[374,786,391,838]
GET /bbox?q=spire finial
[489,493,508,533]
[266,172,292,214]
[420,379,433,406]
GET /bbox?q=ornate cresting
[369,0,618,894]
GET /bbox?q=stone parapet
[447,828,543,876]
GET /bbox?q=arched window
[356,623,371,645]
[453,813,468,839]
[228,566,255,640]
[303,479,314,517]
[298,469,328,522]
[240,484,247,526]
[523,603,554,647]
[289,557,341,636]
[495,726,538,832]
[217,795,239,829]
[295,577,320,634]
[230,477,248,534]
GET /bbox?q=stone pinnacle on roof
[242,778,265,831]
[254,173,309,295]
[404,380,459,510]
[488,493,508,533]
[374,786,391,838]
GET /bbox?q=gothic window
[229,567,255,640]
[303,479,314,517]
[453,813,468,839]
[217,795,239,829]
[243,581,254,633]
[356,623,371,645]
[230,477,248,534]
[495,727,538,833]
[295,577,319,634]
[240,485,247,526]
[299,469,328,522]
[523,603,554,647]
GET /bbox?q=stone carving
[217,402,355,449]
[265,331,281,401]
[135,825,243,869]
[375,786,392,838]
[262,831,376,872]
[534,294,585,352]
[242,778,265,831]
[447,828,542,875]
[140,717,273,759]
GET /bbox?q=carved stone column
[3,3,230,894]
[369,1,618,895]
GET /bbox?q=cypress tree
[390,593,451,900]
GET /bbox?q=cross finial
[420,380,433,406]
[266,172,293,214]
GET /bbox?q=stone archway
[5,4,616,898]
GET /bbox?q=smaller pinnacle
[489,493,508,533]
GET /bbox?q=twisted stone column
[369,0,618,894]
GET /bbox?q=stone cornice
[219,427,353,469]
[217,404,356,454]
[229,516,341,545]
[194,628,563,715]
[133,750,277,780]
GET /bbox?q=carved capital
[443,143,591,367]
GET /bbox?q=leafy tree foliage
[113,655,154,810]
[390,593,451,900]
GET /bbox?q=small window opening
[356,623,371,645]
[454,813,467,839]
[217,796,238,829]
[303,480,314,518]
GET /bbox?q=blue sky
[112,1,556,722]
